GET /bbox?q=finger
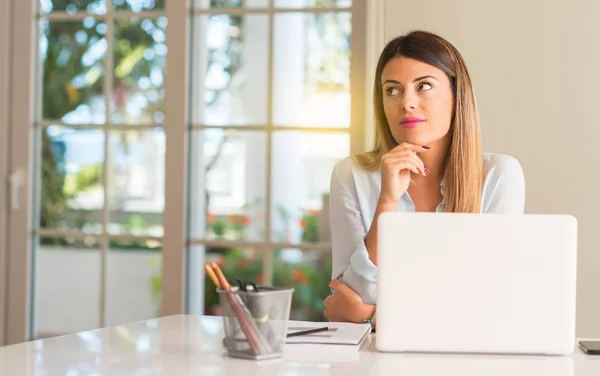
[408,152,429,175]
[387,153,428,176]
[329,279,355,294]
[384,148,417,159]
[391,142,430,153]
[329,279,343,290]
[323,295,331,306]
[384,158,425,176]
[384,150,428,175]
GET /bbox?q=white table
[1,315,599,375]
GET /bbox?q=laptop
[375,212,578,355]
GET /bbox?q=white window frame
[5,0,35,345]
[364,0,385,149]
[161,0,190,317]
[186,1,369,294]
[2,0,384,345]
[0,0,10,348]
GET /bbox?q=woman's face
[381,56,454,147]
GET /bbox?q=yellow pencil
[204,263,221,289]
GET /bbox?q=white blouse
[329,153,526,304]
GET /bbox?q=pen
[287,326,329,338]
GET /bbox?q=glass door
[32,0,171,339]
[5,0,190,343]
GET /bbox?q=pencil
[210,262,230,290]
[204,263,221,289]
[208,262,271,356]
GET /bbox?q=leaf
[115,44,146,78]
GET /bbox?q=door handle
[8,168,24,211]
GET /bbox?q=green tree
[41,0,165,234]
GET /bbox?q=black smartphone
[578,341,600,355]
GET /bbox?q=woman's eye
[385,87,399,96]
[419,82,433,91]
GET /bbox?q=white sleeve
[329,163,378,304]
[486,157,526,214]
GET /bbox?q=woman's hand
[379,142,430,206]
[323,280,374,323]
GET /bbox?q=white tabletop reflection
[1,315,600,375]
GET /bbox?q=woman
[323,30,525,328]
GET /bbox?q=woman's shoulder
[482,152,525,185]
[481,153,526,212]
[483,152,523,173]
[332,155,377,178]
[331,155,380,192]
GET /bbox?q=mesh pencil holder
[218,286,294,360]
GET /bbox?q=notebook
[284,321,372,354]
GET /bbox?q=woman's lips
[400,119,424,128]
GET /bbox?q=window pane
[34,236,101,338]
[192,0,268,9]
[106,242,162,326]
[40,126,104,234]
[201,246,263,316]
[40,19,106,124]
[271,131,349,243]
[112,17,167,125]
[39,0,107,14]
[273,12,351,127]
[114,0,165,11]
[108,129,165,236]
[274,248,330,321]
[274,0,351,8]
[188,130,266,241]
[190,14,268,126]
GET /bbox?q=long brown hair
[353,30,483,213]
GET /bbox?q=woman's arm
[330,145,424,303]
[329,161,380,304]
[324,279,376,325]
[364,201,396,265]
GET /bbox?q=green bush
[204,248,331,321]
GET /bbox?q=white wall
[383,0,600,337]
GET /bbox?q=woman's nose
[402,92,418,111]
